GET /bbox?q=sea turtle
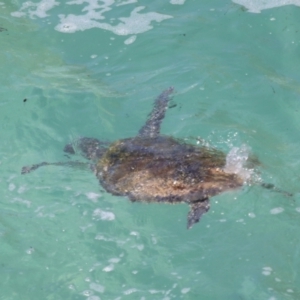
[21,87,290,228]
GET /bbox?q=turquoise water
[1,1,300,299]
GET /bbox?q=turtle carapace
[22,88,287,228]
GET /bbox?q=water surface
[1,1,300,299]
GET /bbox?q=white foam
[11,1,172,41]
[82,290,93,297]
[95,234,113,241]
[8,183,15,191]
[18,185,27,194]
[116,0,137,6]
[123,288,138,295]
[149,290,162,294]
[109,257,120,264]
[11,197,31,208]
[232,0,300,13]
[55,4,172,36]
[102,264,114,272]
[151,235,157,244]
[224,144,253,182]
[80,224,93,232]
[124,35,136,44]
[270,207,284,215]
[181,288,190,294]
[89,282,105,293]
[87,296,100,300]
[92,208,115,221]
[86,192,101,202]
[11,0,59,18]
[130,231,139,236]
[275,277,281,282]
[131,244,144,251]
[170,0,186,4]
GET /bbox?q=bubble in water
[262,266,272,276]
[224,144,253,182]
[26,247,35,254]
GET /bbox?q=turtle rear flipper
[187,199,210,229]
[260,182,293,197]
[138,87,174,138]
[64,137,110,161]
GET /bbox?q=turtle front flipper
[187,199,210,229]
[138,87,174,138]
[64,137,110,161]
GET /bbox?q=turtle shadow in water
[21,87,292,229]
